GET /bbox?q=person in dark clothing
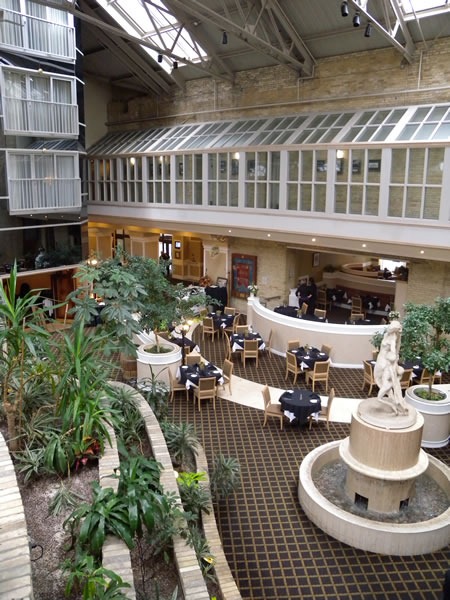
[295,279,309,308]
[306,278,317,314]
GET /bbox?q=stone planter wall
[136,338,182,385]
[405,384,450,448]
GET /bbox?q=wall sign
[231,254,257,298]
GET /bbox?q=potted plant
[401,297,450,448]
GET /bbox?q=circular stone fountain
[298,398,450,555]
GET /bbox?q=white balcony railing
[8,178,82,214]
[0,7,75,62]
[2,97,78,136]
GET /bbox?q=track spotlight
[172,61,178,69]
[364,22,372,37]
[341,1,349,17]
[353,11,361,27]
[222,31,228,44]
[157,53,163,63]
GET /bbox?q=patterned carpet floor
[165,324,450,600]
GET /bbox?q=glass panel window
[349,186,363,214]
[388,187,404,217]
[423,187,440,219]
[405,187,422,218]
[300,185,312,211]
[287,184,297,210]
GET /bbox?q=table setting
[279,389,321,424]
[289,346,329,370]
[177,361,224,389]
[209,311,235,330]
[230,331,265,352]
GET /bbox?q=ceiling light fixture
[222,31,228,45]
[157,53,163,63]
[364,22,372,37]
[353,11,361,27]
[341,1,349,17]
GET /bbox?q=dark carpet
[166,323,450,600]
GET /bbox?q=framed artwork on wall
[312,252,320,267]
[231,254,257,298]
[368,159,381,172]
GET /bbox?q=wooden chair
[202,316,217,341]
[221,359,233,395]
[235,324,248,335]
[305,360,330,392]
[314,308,327,320]
[224,306,236,316]
[168,369,189,402]
[264,329,273,359]
[316,288,329,311]
[351,296,363,313]
[433,370,443,385]
[309,388,335,430]
[399,368,413,393]
[415,368,432,386]
[350,312,365,322]
[300,302,309,316]
[321,344,332,357]
[262,385,284,430]
[287,340,300,351]
[222,315,236,338]
[193,376,217,411]
[186,353,201,366]
[242,339,259,368]
[285,351,302,385]
[362,360,376,395]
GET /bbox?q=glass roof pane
[356,112,375,126]
[372,125,394,141]
[400,0,449,17]
[386,109,407,123]
[414,123,436,139]
[397,124,418,140]
[96,0,207,73]
[427,106,448,121]
[411,107,430,122]
[432,123,450,139]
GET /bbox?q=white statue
[373,320,409,416]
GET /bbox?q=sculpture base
[358,397,417,429]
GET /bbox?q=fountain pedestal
[340,400,428,513]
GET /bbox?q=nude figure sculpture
[373,320,409,416]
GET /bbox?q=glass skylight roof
[88,103,450,156]
[400,0,450,17]
[95,0,207,72]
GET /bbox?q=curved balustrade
[246,297,380,368]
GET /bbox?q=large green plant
[0,262,53,450]
[400,297,450,398]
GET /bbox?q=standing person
[295,279,308,308]
[306,277,317,314]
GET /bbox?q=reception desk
[246,297,379,368]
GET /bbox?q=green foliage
[161,421,199,468]
[137,371,170,421]
[109,386,145,449]
[401,297,450,397]
[49,482,85,516]
[14,445,46,483]
[186,525,216,583]
[370,329,386,351]
[62,551,130,599]
[177,471,210,520]
[43,431,75,476]
[210,454,241,502]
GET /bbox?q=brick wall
[406,261,450,305]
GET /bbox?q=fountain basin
[298,441,450,555]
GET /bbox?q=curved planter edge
[405,385,450,448]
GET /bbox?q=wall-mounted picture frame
[231,254,257,298]
[368,159,381,172]
[316,160,327,172]
[312,252,320,267]
[352,159,361,174]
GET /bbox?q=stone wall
[406,261,450,305]
[107,39,450,130]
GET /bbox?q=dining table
[169,333,200,353]
[289,346,329,370]
[177,361,224,389]
[370,357,424,380]
[230,331,265,352]
[274,305,298,318]
[279,388,321,424]
[209,311,235,330]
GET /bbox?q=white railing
[8,179,81,214]
[0,8,75,62]
[3,97,78,136]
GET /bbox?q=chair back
[266,329,273,351]
[243,339,258,355]
[286,352,298,370]
[235,324,248,335]
[350,312,365,322]
[321,344,332,357]
[351,296,362,312]
[400,368,413,389]
[186,353,201,366]
[419,368,432,385]
[203,316,214,330]
[363,360,374,379]
[325,388,335,418]
[287,340,300,351]
[261,385,271,410]
[314,308,326,319]
[314,360,330,376]
[198,376,217,394]
[223,359,233,379]
[317,288,327,309]
[224,306,236,316]
[301,302,308,315]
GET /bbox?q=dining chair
[262,385,284,430]
[433,370,443,385]
[193,376,217,411]
[186,353,201,366]
[224,306,236,316]
[264,329,273,359]
[301,302,309,316]
[372,349,379,361]
[223,333,232,360]
[308,388,335,430]
[287,340,300,351]
[316,288,329,311]
[242,339,259,368]
[362,360,376,395]
[350,312,365,322]
[202,316,217,341]
[314,308,327,320]
[285,351,302,385]
[351,296,363,313]
[415,368,432,386]
[235,324,248,335]
[321,344,332,358]
[222,315,236,338]
[221,359,233,395]
[399,368,413,393]
[305,360,330,392]
[168,369,189,403]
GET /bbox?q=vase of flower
[248,284,259,297]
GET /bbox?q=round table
[279,389,321,424]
